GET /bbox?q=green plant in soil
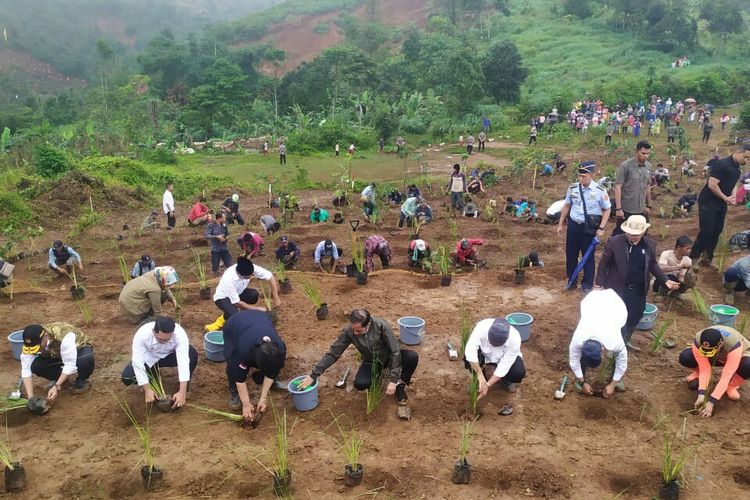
[458,418,475,462]
[70,266,84,291]
[261,285,273,311]
[459,304,472,357]
[448,218,458,240]
[299,278,323,309]
[662,435,685,483]
[0,395,29,414]
[274,261,287,282]
[432,245,452,277]
[516,254,529,271]
[115,244,129,284]
[76,299,93,326]
[689,288,711,321]
[468,371,479,416]
[115,395,154,470]
[352,236,365,273]
[147,366,168,400]
[715,232,730,273]
[335,416,364,468]
[172,285,184,322]
[649,320,673,355]
[188,404,243,422]
[194,252,208,289]
[596,351,618,388]
[0,439,16,470]
[255,400,295,490]
[365,361,385,415]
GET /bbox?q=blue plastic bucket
[288,375,319,412]
[7,331,23,361]
[636,303,659,330]
[506,313,534,342]
[204,331,225,362]
[397,317,425,345]
[710,304,739,327]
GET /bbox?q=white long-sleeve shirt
[569,289,628,382]
[162,190,174,214]
[131,322,191,386]
[464,319,522,378]
[21,332,78,378]
[213,263,273,303]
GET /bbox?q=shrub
[70,211,103,236]
[34,143,72,178]
[142,147,177,165]
[0,192,33,228]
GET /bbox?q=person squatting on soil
[163,182,175,230]
[416,200,433,224]
[121,317,197,410]
[398,196,420,228]
[205,258,280,332]
[21,322,95,403]
[678,326,750,418]
[452,238,485,267]
[221,194,245,225]
[558,161,611,293]
[690,142,750,268]
[237,231,264,259]
[446,164,467,211]
[118,267,179,325]
[223,310,286,418]
[596,216,679,351]
[467,174,485,196]
[259,214,280,235]
[654,236,695,298]
[275,236,300,269]
[722,254,750,305]
[141,209,161,232]
[464,318,526,397]
[131,254,156,279]
[310,206,329,223]
[187,197,210,226]
[568,289,628,396]
[408,239,431,269]
[0,258,13,288]
[613,141,652,236]
[298,309,418,405]
[360,183,377,222]
[364,235,391,272]
[48,240,83,277]
[205,212,232,275]
[314,239,344,274]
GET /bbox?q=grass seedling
[76,299,93,326]
[194,252,208,289]
[299,278,323,309]
[433,245,452,277]
[115,244,129,284]
[274,261,287,282]
[261,285,273,311]
[649,319,673,355]
[597,352,617,386]
[147,366,167,400]
[689,288,711,321]
[738,314,748,335]
[188,404,243,423]
[365,361,385,415]
[335,416,364,468]
[716,232,729,273]
[352,236,365,273]
[0,439,15,470]
[448,218,458,241]
[254,400,295,496]
[115,395,154,470]
[468,371,479,416]
[662,435,685,484]
[70,266,83,291]
[0,396,28,414]
[172,285,184,322]
[458,418,475,462]
[459,304,472,357]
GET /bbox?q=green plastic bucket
[710,304,739,326]
[636,303,659,330]
[204,331,225,362]
[288,375,319,412]
[506,312,534,342]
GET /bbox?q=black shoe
[228,394,241,410]
[71,379,89,394]
[395,383,408,405]
[564,282,578,291]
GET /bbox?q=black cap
[236,258,254,277]
[53,240,63,248]
[155,316,175,334]
[141,254,151,263]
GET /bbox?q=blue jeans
[450,192,464,210]
[211,249,233,273]
[724,267,748,292]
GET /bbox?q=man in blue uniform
[223,310,286,421]
[557,161,612,293]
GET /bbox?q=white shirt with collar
[569,289,628,381]
[464,319,522,378]
[20,331,78,378]
[162,190,174,214]
[213,263,273,304]
[131,322,191,386]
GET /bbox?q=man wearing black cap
[314,239,344,273]
[613,141,652,236]
[131,254,156,279]
[557,160,611,293]
[205,258,281,332]
[679,326,750,417]
[223,309,287,418]
[463,317,526,397]
[298,309,418,405]
[275,236,300,269]
[121,316,197,410]
[20,322,95,402]
[47,240,83,277]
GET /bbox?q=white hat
[620,215,651,236]
[415,240,426,252]
[232,193,239,203]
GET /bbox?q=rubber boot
[205,314,225,332]
[726,373,744,401]
[723,281,735,305]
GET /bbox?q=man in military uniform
[557,161,611,293]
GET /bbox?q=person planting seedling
[463,318,526,412]
[407,239,431,270]
[451,238,485,267]
[222,310,287,419]
[121,317,198,411]
[678,326,750,417]
[568,289,628,397]
[47,239,83,277]
[313,239,345,274]
[130,254,156,279]
[298,309,419,406]
[363,235,391,272]
[20,322,95,405]
[118,266,180,325]
[275,236,300,269]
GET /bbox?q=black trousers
[211,249,233,273]
[280,154,286,165]
[227,365,267,396]
[466,144,473,154]
[566,220,596,289]
[31,346,95,383]
[226,213,246,225]
[478,140,485,152]
[679,348,750,379]
[353,350,419,391]
[690,204,726,262]
[166,213,176,229]
[620,285,646,343]
[463,350,526,384]
[605,135,612,144]
[215,289,259,320]
[612,211,648,236]
[528,136,537,145]
[121,347,198,386]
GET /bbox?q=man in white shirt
[163,182,175,230]
[121,317,197,410]
[655,235,695,297]
[205,257,281,332]
[464,318,526,398]
[314,239,344,273]
[21,322,95,403]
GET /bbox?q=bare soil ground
[0,49,87,93]
[1,125,749,499]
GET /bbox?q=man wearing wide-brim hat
[595,215,679,351]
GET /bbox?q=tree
[563,0,593,20]
[481,40,528,103]
[184,59,249,138]
[700,0,747,50]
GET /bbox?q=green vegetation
[116,395,155,470]
[661,435,686,483]
[649,319,673,355]
[334,416,364,468]
[458,418,475,462]
[365,361,385,415]
[0,439,16,469]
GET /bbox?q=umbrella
[684,98,696,104]
[567,237,600,288]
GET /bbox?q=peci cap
[236,258,254,277]
[22,324,45,355]
[488,318,510,347]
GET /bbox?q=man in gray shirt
[279,143,287,165]
[613,141,652,236]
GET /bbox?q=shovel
[10,378,22,400]
[336,367,350,388]
[349,219,360,232]
[446,342,458,360]
[554,375,569,400]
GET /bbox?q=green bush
[0,192,34,228]
[34,143,72,178]
[70,211,103,237]
[142,147,177,165]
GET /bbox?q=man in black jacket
[596,215,679,351]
